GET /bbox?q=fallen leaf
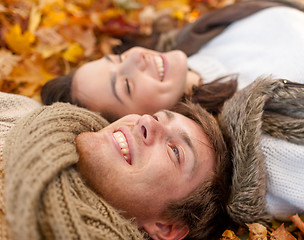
[288,214,304,235]
[62,42,84,63]
[28,6,42,33]
[42,10,67,27]
[99,35,122,55]
[0,49,21,79]
[246,223,267,240]
[270,224,297,240]
[60,25,96,57]
[4,24,35,54]
[221,230,241,240]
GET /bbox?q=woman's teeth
[154,55,164,81]
[113,131,130,163]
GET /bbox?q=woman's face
[72,47,188,120]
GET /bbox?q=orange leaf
[221,230,241,240]
[288,214,304,235]
[4,24,35,54]
[42,10,67,27]
[270,224,297,240]
[9,58,55,85]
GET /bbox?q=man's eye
[170,145,180,164]
[125,79,131,95]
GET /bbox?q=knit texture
[218,76,304,225]
[261,135,304,220]
[0,92,41,240]
[3,102,145,240]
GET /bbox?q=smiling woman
[41,47,237,121]
[71,47,189,120]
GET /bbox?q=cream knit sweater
[0,92,41,240]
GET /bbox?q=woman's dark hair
[184,74,238,115]
[41,72,75,105]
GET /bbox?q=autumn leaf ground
[1,0,304,239]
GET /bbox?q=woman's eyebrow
[104,55,113,63]
[111,72,123,103]
[104,55,123,104]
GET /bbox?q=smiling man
[3,97,231,240]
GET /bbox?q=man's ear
[143,221,189,240]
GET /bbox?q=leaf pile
[0,0,234,101]
[221,214,304,240]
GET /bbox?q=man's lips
[113,131,131,165]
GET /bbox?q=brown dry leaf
[0,49,21,79]
[36,27,65,45]
[288,214,304,235]
[221,230,241,240]
[246,223,267,240]
[270,224,296,240]
[60,25,96,57]
[99,35,122,55]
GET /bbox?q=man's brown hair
[163,101,232,240]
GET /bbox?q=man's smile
[113,131,131,165]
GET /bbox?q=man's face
[76,110,215,225]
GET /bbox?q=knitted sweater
[3,101,146,240]
[0,92,41,240]
[218,77,304,225]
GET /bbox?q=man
[2,94,231,240]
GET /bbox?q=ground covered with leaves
[0,0,233,100]
[1,0,304,239]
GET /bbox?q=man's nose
[138,114,163,145]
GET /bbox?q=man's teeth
[113,131,130,161]
[154,55,164,81]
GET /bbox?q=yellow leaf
[42,10,66,27]
[221,230,241,240]
[28,6,42,33]
[4,24,35,54]
[62,43,84,63]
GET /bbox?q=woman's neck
[185,68,202,95]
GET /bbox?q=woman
[41,47,237,121]
[41,0,304,121]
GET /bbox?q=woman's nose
[123,48,146,71]
[138,114,163,145]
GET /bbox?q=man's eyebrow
[163,110,198,173]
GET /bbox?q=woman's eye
[125,78,131,95]
[170,145,180,164]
